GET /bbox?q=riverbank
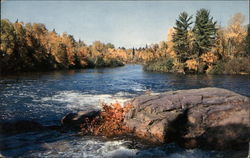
[143,57,250,75]
[0,57,124,75]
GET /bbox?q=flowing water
[0,64,249,157]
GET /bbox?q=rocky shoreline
[61,87,250,151]
[1,87,249,152]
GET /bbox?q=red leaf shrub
[80,103,133,137]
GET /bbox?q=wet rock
[0,120,44,134]
[124,87,250,150]
[61,110,100,129]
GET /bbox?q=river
[0,64,249,157]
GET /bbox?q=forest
[1,8,250,74]
[0,20,126,73]
[143,9,250,74]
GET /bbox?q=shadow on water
[0,129,76,157]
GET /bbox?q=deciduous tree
[246,24,250,56]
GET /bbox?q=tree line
[0,19,127,74]
[1,9,249,74]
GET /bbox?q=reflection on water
[0,64,249,157]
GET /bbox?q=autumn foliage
[1,10,249,75]
[143,11,249,74]
[80,103,133,137]
[0,20,126,73]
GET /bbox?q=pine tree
[172,12,193,62]
[193,9,217,57]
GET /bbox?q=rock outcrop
[0,110,101,135]
[124,87,250,150]
[61,110,100,129]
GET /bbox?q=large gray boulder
[124,87,250,150]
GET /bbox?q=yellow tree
[225,13,247,58]
[76,46,89,67]
[91,41,105,57]
[157,41,168,58]
[166,28,177,58]
[213,26,227,60]
[0,19,16,56]
[61,33,76,66]
[46,31,69,68]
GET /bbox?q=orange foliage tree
[224,13,247,58]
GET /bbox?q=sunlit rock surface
[124,87,250,150]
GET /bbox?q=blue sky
[1,0,249,48]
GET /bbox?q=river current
[0,65,249,157]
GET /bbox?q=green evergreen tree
[172,12,193,63]
[193,9,217,57]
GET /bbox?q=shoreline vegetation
[1,9,250,75]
